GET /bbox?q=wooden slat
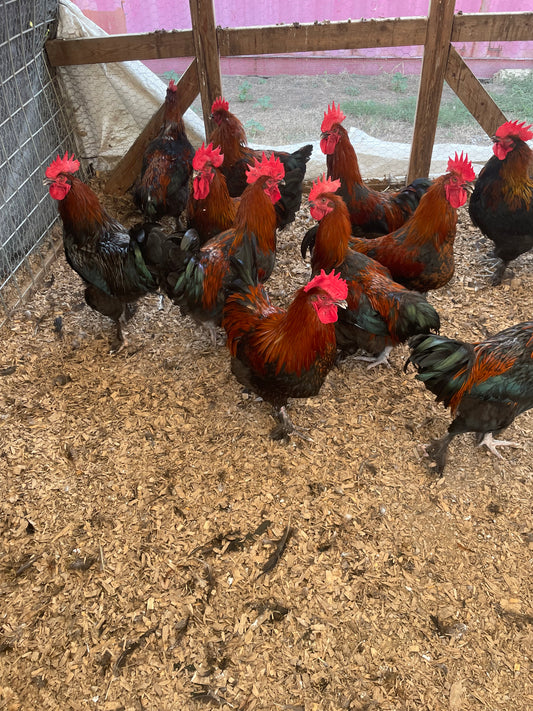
[445,45,507,138]
[217,18,428,56]
[452,11,533,42]
[105,60,200,195]
[408,0,457,182]
[45,30,195,67]
[44,14,532,67]
[189,0,221,137]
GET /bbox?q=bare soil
[0,172,532,709]
[190,73,491,146]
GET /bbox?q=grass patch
[492,73,533,118]
[342,97,417,123]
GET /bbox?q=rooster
[319,101,431,235]
[342,153,476,293]
[151,153,285,342]
[223,238,348,440]
[209,96,312,228]
[302,175,440,367]
[134,80,194,225]
[45,152,159,351]
[186,142,239,245]
[468,119,533,285]
[405,322,533,475]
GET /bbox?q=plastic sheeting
[55,0,205,171]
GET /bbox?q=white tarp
[56,0,205,171]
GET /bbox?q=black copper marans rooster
[45,152,159,351]
[406,322,533,475]
[468,119,533,285]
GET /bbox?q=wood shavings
[0,181,531,710]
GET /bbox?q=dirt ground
[1,167,532,709]
[189,73,490,146]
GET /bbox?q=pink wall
[73,0,533,78]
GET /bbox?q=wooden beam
[217,17,428,56]
[105,60,200,195]
[452,11,533,42]
[408,0,457,182]
[189,0,221,137]
[44,14,533,67]
[445,45,506,138]
[45,30,194,66]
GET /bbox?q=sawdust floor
[0,186,532,711]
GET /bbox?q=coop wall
[0,0,81,327]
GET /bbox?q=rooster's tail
[394,177,432,218]
[405,333,473,406]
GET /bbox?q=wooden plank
[217,18,428,56]
[44,14,532,67]
[408,0,457,182]
[445,45,507,138]
[105,60,200,195]
[45,30,195,67]
[189,0,221,137]
[452,11,533,42]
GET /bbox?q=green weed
[391,72,408,93]
[254,95,272,110]
[244,119,265,137]
[238,80,253,102]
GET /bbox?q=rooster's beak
[464,181,475,195]
[337,300,348,310]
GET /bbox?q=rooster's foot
[477,432,521,458]
[270,406,313,443]
[354,346,393,369]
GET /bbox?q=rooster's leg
[110,319,128,354]
[202,322,219,347]
[354,346,393,369]
[271,406,313,443]
[490,259,509,286]
[423,432,455,476]
[477,432,521,458]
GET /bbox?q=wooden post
[189,0,222,138]
[105,60,200,194]
[408,0,457,182]
[445,45,506,137]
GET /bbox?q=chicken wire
[0,0,81,327]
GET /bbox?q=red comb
[211,96,229,113]
[309,174,341,203]
[45,151,80,180]
[168,80,177,93]
[495,119,533,142]
[192,142,224,171]
[447,152,476,183]
[321,102,346,133]
[304,269,348,301]
[245,153,285,184]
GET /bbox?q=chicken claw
[354,346,393,369]
[271,406,313,443]
[477,432,521,458]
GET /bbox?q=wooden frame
[45,1,533,191]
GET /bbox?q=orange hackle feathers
[193,142,224,171]
[495,119,533,142]
[46,152,80,179]
[447,152,476,183]
[321,102,346,133]
[246,153,285,184]
[211,96,229,113]
[304,269,348,301]
[309,174,342,203]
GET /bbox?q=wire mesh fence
[0,0,80,327]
